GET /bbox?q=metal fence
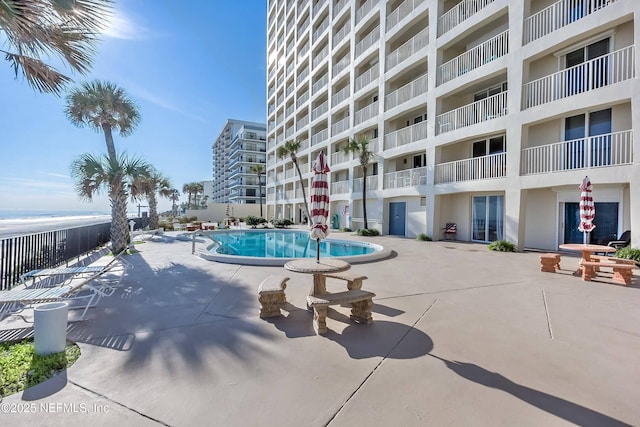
[0,222,111,291]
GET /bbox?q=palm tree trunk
[110,185,130,253]
[258,179,263,217]
[362,166,368,230]
[294,161,311,221]
[102,124,117,161]
[148,193,158,229]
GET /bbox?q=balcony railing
[331,115,350,135]
[386,27,428,70]
[298,41,310,59]
[355,66,380,92]
[355,100,379,125]
[331,180,350,194]
[332,84,350,107]
[334,0,349,18]
[299,17,310,35]
[296,67,310,85]
[437,30,509,85]
[355,0,379,24]
[331,150,350,165]
[312,17,329,42]
[299,138,310,150]
[312,0,326,17]
[383,167,427,189]
[311,100,328,120]
[385,73,428,110]
[312,73,329,95]
[523,46,635,109]
[524,0,617,44]
[435,152,506,183]
[333,54,350,76]
[369,137,379,153]
[355,25,380,58]
[311,128,329,145]
[333,21,351,48]
[521,130,633,175]
[387,0,425,33]
[383,121,428,150]
[436,91,508,134]
[296,91,309,108]
[312,44,329,68]
[353,175,378,193]
[437,0,495,37]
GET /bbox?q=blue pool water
[206,230,377,259]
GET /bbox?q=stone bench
[539,253,561,273]
[306,290,376,335]
[579,261,636,285]
[590,255,637,265]
[322,272,368,290]
[258,276,289,318]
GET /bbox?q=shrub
[340,227,352,232]
[158,220,173,231]
[357,228,380,236]
[270,218,293,228]
[245,215,267,228]
[488,240,516,252]
[417,233,432,241]
[614,247,640,265]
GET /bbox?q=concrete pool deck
[1,231,639,426]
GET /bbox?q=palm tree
[182,183,193,209]
[70,152,151,253]
[65,80,141,161]
[169,188,180,216]
[134,168,172,230]
[277,140,310,221]
[251,164,265,217]
[0,0,111,95]
[344,135,374,230]
[193,182,204,209]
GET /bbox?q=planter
[34,302,69,355]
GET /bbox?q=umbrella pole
[316,238,320,263]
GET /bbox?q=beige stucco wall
[523,188,558,250]
[185,203,261,223]
[382,196,427,238]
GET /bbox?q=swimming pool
[197,229,389,266]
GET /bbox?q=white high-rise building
[265,0,639,250]
[212,119,267,205]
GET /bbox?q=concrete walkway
[1,232,639,426]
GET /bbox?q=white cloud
[101,11,158,41]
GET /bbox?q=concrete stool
[258,276,289,318]
[540,253,561,273]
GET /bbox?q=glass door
[472,196,504,242]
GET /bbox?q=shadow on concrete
[329,320,433,360]
[22,371,67,401]
[265,305,317,338]
[0,326,33,342]
[430,355,628,426]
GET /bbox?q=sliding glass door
[472,196,504,242]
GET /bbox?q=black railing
[0,222,111,291]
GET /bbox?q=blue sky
[0,0,267,214]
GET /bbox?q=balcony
[435,152,506,184]
[355,66,380,92]
[296,91,309,108]
[383,167,427,189]
[383,121,428,150]
[331,115,350,135]
[437,0,495,37]
[386,27,428,71]
[312,73,329,95]
[311,128,329,145]
[437,30,508,85]
[313,44,330,69]
[523,46,635,109]
[355,100,379,125]
[332,85,350,107]
[369,137,379,153]
[520,130,633,175]
[296,66,310,85]
[436,91,508,135]
[333,54,350,77]
[331,150,350,165]
[311,100,329,120]
[334,0,348,18]
[355,25,380,59]
[385,73,428,110]
[312,17,329,43]
[387,0,425,33]
[331,180,350,194]
[332,21,351,48]
[299,138,310,150]
[355,0,379,25]
[353,175,378,193]
[524,0,618,44]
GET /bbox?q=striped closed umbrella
[578,176,595,245]
[310,152,330,262]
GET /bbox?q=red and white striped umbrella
[310,152,330,260]
[578,176,595,244]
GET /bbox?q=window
[564,38,610,96]
[413,153,427,168]
[564,108,611,168]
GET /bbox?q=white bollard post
[34,302,69,355]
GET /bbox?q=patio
[1,232,638,426]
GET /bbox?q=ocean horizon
[0,209,112,221]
